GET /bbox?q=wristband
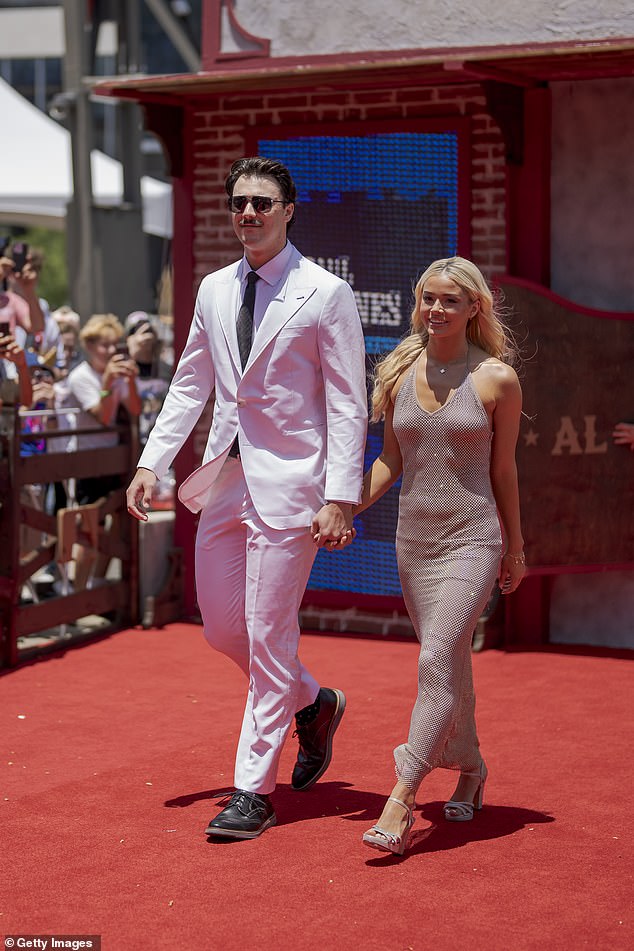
[99,388,112,399]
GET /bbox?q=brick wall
[190,81,507,282]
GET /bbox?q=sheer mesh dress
[392,359,502,789]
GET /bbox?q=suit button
[237,398,246,406]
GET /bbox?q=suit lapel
[214,265,241,371]
[245,274,317,369]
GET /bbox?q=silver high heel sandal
[362,797,415,855]
[444,760,488,822]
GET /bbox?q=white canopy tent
[0,77,173,239]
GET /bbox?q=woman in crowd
[356,257,525,856]
[58,313,141,588]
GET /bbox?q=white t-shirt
[56,360,128,451]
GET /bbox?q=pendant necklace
[427,347,470,375]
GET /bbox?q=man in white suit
[127,157,368,839]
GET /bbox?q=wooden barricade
[0,405,139,668]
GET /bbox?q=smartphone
[115,341,129,357]
[0,292,10,336]
[12,242,29,273]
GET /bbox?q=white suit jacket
[138,243,368,530]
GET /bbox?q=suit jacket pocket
[276,323,312,339]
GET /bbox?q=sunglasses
[228,195,287,214]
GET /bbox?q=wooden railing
[0,405,140,668]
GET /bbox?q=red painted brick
[403,102,465,119]
[360,104,405,120]
[308,92,351,106]
[353,90,396,104]
[394,88,438,104]
[189,79,508,277]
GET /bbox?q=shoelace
[217,790,267,815]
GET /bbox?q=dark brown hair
[225,156,297,229]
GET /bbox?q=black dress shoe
[291,687,346,791]
[205,790,276,839]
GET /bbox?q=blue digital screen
[259,132,460,597]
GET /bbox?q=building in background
[90,0,634,649]
[0,0,202,316]
[0,0,201,166]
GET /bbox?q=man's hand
[311,502,356,550]
[126,467,157,521]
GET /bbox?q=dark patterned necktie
[236,270,259,370]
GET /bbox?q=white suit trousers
[195,457,321,794]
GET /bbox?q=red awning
[93,37,634,104]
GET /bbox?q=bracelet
[504,552,525,565]
[99,388,112,399]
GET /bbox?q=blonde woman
[357,257,525,856]
[58,313,140,588]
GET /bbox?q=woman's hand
[499,551,526,594]
[103,352,138,390]
[311,502,355,550]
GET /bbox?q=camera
[115,341,129,357]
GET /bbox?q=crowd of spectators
[0,238,174,597]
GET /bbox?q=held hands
[126,467,157,521]
[311,502,356,551]
[499,551,526,594]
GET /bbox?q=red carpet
[1,624,632,951]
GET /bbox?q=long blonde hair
[371,257,516,421]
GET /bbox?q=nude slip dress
[391,359,503,789]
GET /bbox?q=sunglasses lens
[229,196,274,213]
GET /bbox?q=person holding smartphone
[0,242,46,342]
[56,313,141,589]
[0,297,33,407]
